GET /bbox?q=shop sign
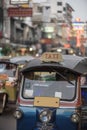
[44,27,54,32]
[10,0,29,4]
[8,7,32,17]
[72,22,84,31]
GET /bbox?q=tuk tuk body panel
[16,106,78,130]
[5,85,17,102]
[17,106,36,130]
[56,108,78,130]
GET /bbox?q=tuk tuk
[10,55,34,69]
[80,75,87,129]
[0,60,19,113]
[14,52,87,130]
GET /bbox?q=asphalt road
[0,104,16,130]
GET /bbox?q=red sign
[8,7,32,17]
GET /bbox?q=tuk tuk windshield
[22,71,77,101]
[0,63,17,77]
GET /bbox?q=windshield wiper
[49,68,74,85]
[56,71,74,85]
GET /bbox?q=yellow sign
[40,52,63,62]
[34,96,60,108]
[21,4,29,8]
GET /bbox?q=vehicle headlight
[57,49,62,52]
[71,113,80,123]
[13,109,23,119]
[39,110,52,123]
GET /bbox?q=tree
[1,45,12,56]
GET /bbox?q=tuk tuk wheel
[0,93,7,114]
[3,94,7,108]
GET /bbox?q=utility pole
[3,0,10,44]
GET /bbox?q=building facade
[1,0,74,49]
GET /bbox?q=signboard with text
[72,22,84,31]
[33,0,47,3]
[8,7,32,17]
[10,0,29,4]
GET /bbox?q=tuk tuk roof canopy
[21,54,87,75]
[10,55,34,64]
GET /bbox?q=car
[50,47,76,55]
[14,52,87,130]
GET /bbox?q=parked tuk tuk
[14,52,87,130]
[0,60,19,113]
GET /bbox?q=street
[0,105,16,130]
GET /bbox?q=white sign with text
[10,0,29,4]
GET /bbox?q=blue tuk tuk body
[16,107,79,130]
[15,53,87,130]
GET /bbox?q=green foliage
[1,45,12,56]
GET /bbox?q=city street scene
[0,0,87,130]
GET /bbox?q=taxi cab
[14,52,87,130]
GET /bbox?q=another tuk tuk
[0,60,19,113]
[10,55,34,69]
[14,52,87,130]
